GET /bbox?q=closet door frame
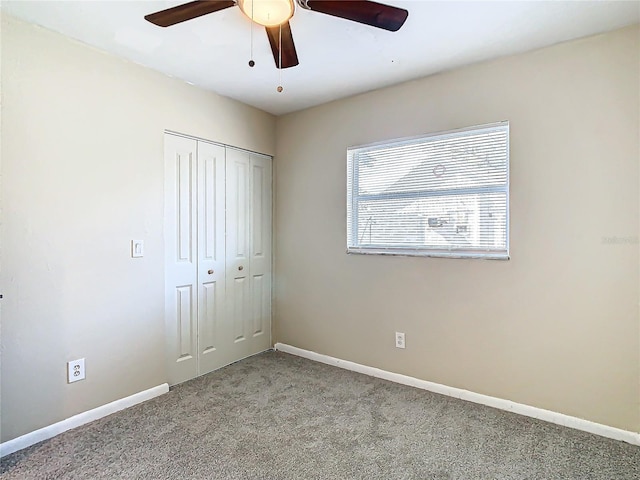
[164,131,273,386]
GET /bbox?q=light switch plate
[131,240,144,258]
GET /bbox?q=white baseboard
[0,383,169,457]
[274,343,640,446]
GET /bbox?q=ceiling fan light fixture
[238,0,295,27]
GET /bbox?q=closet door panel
[251,274,266,336]
[249,154,272,351]
[232,277,249,342]
[165,134,198,385]
[225,148,251,357]
[197,142,226,375]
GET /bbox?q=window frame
[346,121,510,260]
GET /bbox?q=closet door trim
[164,130,269,158]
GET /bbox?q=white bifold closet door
[225,148,273,361]
[164,133,271,385]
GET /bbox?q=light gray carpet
[1,351,638,479]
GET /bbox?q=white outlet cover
[131,239,144,258]
[68,358,86,383]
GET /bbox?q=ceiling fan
[144,0,409,69]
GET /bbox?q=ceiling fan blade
[305,0,408,32]
[265,22,299,69]
[145,0,236,27]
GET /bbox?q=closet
[164,132,272,385]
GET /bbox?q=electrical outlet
[68,358,85,383]
[395,332,406,349]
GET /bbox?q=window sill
[346,247,510,260]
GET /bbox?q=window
[347,122,509,259]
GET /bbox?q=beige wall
[0,15,275,442]
[274,26,640,432]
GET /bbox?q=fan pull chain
[277,24,283,93]
[248,1,255,67]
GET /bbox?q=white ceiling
[3,1,639,115]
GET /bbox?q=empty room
[1,0,639,478]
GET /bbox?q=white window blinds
[347,122,509,259]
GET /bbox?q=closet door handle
[207,269,214,275]
[238,266,244,271]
